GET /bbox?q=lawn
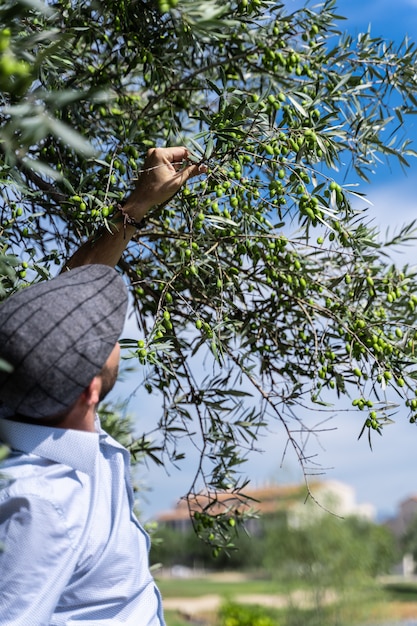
[157,574,291,598]
[163,611,192,626]
[157,574,417,626]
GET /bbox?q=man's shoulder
[1,450,91,509]
[0,454,93,543]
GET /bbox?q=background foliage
[2,0,417,545]
[151,511,396,580]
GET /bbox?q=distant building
[287,480,374,527]
[156,479,375,534]
[385,495,417,538]
[383,496,417,576]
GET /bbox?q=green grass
[157,575,293,598]
[164,610,192,626]
[159,575,417,626]
[162,591,386,626]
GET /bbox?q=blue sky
[337,0,417,38]
[110,1,417,523]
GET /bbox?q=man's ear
[81,376,102,408]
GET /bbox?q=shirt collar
[0,417,100,475]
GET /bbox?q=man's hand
[64,146,205,270]
[123,146,204,222]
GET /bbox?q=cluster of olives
[0,28,31,94]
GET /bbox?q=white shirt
[0,417,165,625]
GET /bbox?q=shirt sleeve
[0,493,79,625]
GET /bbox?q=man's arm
[64,146,203,269]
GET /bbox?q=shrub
[219,602,279,626]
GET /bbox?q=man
[0,147,202,625]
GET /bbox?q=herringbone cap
[0,265,128,418]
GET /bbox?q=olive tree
[2,0,417,548]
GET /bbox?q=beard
[98,360,119,402]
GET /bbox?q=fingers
[134,146,206,208]
[143,146,206,186]
[145,146,189,171]
[177,162,206,185]
[145,146,208,172]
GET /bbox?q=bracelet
[116,204,145,238]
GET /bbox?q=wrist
[108,205,146,240]
[116,204,146,230]
[122,188,153,219]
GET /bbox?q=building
[383,495,417,576]
[156,479,375,534]
[385,495,417,538]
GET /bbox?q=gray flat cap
[0,264,128,419]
